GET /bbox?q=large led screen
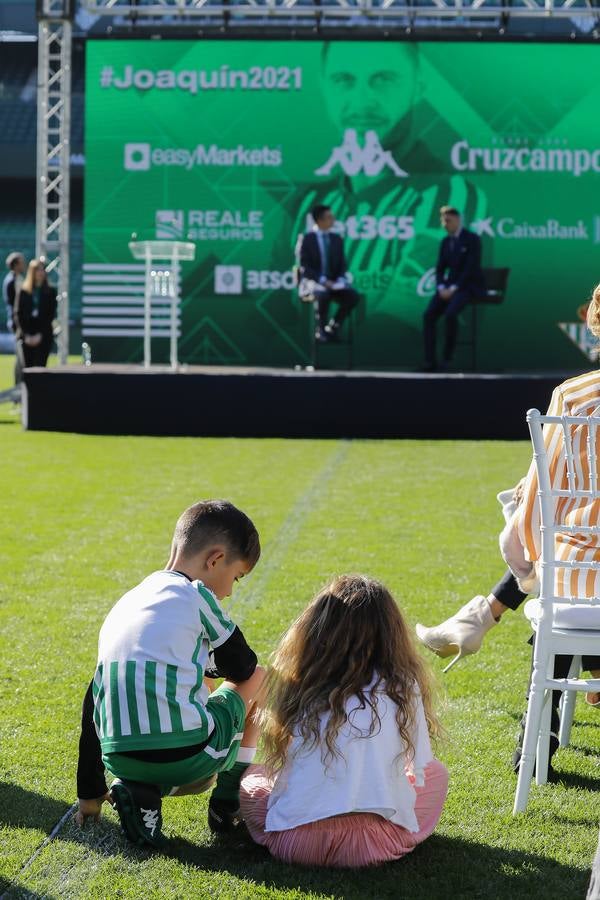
[84,41,600,368]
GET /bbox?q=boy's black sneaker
[110,779,166,849]
[511,709,560,782]
[208,798,246,835]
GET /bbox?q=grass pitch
[1,355,599,899]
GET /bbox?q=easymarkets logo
[452,140,600,177]
[124,142,282,172]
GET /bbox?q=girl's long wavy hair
[261,574,443,772]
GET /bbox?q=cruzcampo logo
[315,129,408,178]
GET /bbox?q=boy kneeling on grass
[76,499,265,849]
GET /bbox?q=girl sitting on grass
[239,574,447,868]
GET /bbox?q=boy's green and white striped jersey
[93,570,245,753]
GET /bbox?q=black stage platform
[21,364,582,440]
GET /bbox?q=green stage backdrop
[84,40,600,369]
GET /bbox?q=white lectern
[128,240,196,370]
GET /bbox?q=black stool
[459,267,510,370]
[296,276,356,370]
[311,302,355,370]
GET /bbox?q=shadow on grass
[0,783,70,832]
[49,819,590,900]
[164,830,590,900]
[567,741,600,759]
[572,718,600,732]
[553,770,600,792]
[551,812,600,828]
[507,708,600,731]
[0,782,592,900]
[0,879,54,900]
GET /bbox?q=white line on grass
[0,802,78,900]
[228,439,351,619]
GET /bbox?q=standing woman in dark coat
[14,259,57,368]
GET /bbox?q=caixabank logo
[471,216,589,240]
[214,265,295,294]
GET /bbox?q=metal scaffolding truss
[81,0,600,20]
[36,0,72,364]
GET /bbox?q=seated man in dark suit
[299,204,360,343]
[423,205,484,371]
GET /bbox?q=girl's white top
[265,681,433,833]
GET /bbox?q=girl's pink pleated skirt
[239,759,448,869]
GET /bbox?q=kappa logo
[141,807,159,837]
[315,129,408,179]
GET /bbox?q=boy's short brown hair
[173,500,260,566]
[439,205,460,217]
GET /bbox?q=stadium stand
[0,37,84,336]
[0,1,36,34]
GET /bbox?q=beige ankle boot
[415,595,499,672]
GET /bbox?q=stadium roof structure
[79,0,600,22]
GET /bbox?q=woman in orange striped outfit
[508,364,600,602]
[417,284,600,772]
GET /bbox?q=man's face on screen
[321,44,417,141]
